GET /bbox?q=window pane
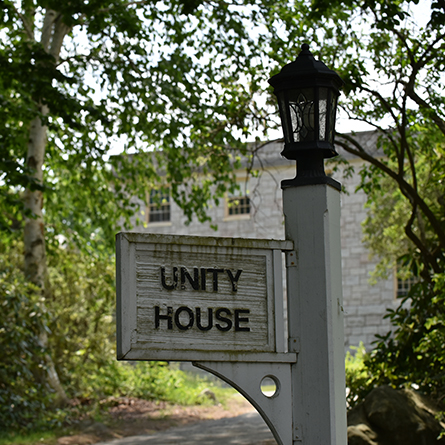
[148,189,170,223]
[227,196,250,216]
[397,276,418,297]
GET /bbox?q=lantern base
[281,175,341,190]
[281,141,338,161]
[281,157,341,190]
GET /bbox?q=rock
[348,386,445,445]
[347,403,378,445]
[348,424,378,445]
[199,388,218,403]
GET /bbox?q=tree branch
[399,31,445,138]
[391,28,415,66]
[11,3,35,41]
[84,0,155,17]
[404,204,440,274]
[335,134,445,252]
[403,86,445,137]
[415,32,445,71]
[49,14,71,62]
[360,85,400,128]
[41,10,57,52]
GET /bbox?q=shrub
[0,243,51,430]
[345,343,373,408]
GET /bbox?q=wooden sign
[116,233,295,363]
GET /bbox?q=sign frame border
[116,232,296,363]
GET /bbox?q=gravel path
[95,411,277,445]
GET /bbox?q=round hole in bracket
[260,375,280,398]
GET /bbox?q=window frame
[224,179,251,221]
[394,265,418,299]
[146,188,172,225]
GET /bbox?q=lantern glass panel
[277,85,339,148]
[278,93,293,145]
[288,88,315,143]
[319,87,328,141]
[327,93,338,144]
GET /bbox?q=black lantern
[269,44,344,188]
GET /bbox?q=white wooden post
[283,182,347,444]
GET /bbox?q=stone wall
[338,158,395,349]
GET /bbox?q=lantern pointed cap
[268,43,344,92]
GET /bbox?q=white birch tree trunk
[24,110,48,289]
[23,9,71,404]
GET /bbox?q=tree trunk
[24,111,47,289]
[24,106,69,405]
[22,8,71,405]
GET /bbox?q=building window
[396,276,418,298]
[148,189,170,223]
[227,196,251,216]
[225,181,250,218]
[395,263,418,298]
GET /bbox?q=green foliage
[44,246,116,398]
[350,128,445,399]
[80,361,180,402]
[359,125,445,281]
[0,242,50,430]
[365,274,445,398]
[0,0,279,239]
[0,430,56,445]
[84,361,232,406]
[345,344,373,408]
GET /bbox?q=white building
[132,131,398,350]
